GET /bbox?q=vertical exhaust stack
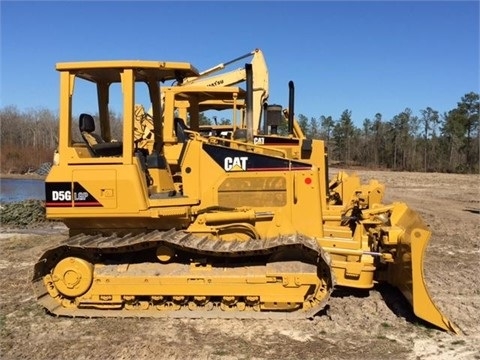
[245,63,254,142]
[288,81,294,136]
[263,102,268,135]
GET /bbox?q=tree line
[0,91,478,174]
[1,107,58,174]
[293,92,479,173]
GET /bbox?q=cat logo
[224,156,248,171]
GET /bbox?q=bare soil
[1,170,479,360]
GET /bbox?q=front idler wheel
[51,257,94,297]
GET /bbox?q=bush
[0,200,46,226]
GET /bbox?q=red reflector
[305,177,312,185]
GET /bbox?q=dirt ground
[0,170,479,360]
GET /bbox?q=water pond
[0,178,45,203]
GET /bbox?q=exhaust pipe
[246,63,254,143]
[288,81,294,135]
[263,102,268,135]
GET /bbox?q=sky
[1,1,479,127]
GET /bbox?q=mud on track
[0,170,479,360]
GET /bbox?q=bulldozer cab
[162,86,246,142]
[55,60,199,163]
[133,85,247,173]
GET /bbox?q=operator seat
[79,113,123,157]
[174,117,188,143]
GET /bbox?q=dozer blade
[387,203,460,334]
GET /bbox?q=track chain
[32,229,334,319]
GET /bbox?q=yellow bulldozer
[33,57,458,333]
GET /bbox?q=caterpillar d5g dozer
[33,59,458,333]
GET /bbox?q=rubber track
[32,229,334,319]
